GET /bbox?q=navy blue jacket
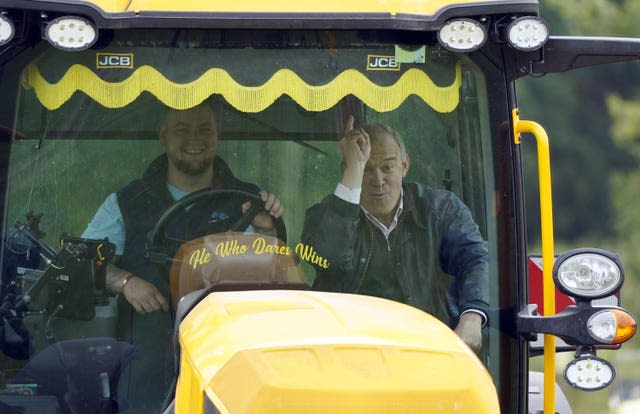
[113,154,259,413]
[302,182,489,327]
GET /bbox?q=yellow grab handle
[512,108,556,414]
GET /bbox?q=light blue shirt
[83,184,256,255]
[83,184,202,255]
[82,192,128,255]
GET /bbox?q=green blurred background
[519,1,640,412]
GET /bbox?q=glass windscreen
[0,29,503,413]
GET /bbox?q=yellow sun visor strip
[24,63,462,113]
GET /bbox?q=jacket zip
[354,219,374,293]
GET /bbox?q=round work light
[437,19,487,52]
[0,14,15,46]
[564,354,615,391]
[506,16,549,51]
[44,16,97,51]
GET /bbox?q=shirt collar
[361,187,404,239]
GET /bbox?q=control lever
[13,242,87,314]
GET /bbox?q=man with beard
[82,103,283,413]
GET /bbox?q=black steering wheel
[146,189,286,265]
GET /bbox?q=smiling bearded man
[81,102,284,414]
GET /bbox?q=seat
[9,337,136,414]
[168,231,308,310]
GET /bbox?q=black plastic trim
[510,36,640,79]
[517,304,632,346]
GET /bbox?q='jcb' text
[367,55,400,71]
[97,53,134,69]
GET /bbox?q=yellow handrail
[512,108,556,414]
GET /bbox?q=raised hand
[339,115,371,189]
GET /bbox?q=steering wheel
[146,189,286,265]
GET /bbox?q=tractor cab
[0,1,637,414]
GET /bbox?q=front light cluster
[0,12,98,51]
[437,15,549,53]
[551,248,637,391]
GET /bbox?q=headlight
[44,16,97,51]
[437,19,487,52]
[0,13,15,46]
[506,16,549,51]
[553,249,624,300]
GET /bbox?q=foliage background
[519,1,640,412]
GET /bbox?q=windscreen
[0,29,505,413]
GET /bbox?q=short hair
[361,123,407,158]
[161,102,219,132]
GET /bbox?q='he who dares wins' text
[189,237,330,269]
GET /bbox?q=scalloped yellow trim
[24,63,461,113]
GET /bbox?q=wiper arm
[292,139,328,156]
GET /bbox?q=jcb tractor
[0,1,637,413]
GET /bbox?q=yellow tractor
[0,1,637,413]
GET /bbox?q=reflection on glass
[1,29,499,413]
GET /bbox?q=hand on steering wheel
[240,190,284,235]
[146,189,286,265]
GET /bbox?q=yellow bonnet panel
[175,290,500,414]
[24,63,462,113]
